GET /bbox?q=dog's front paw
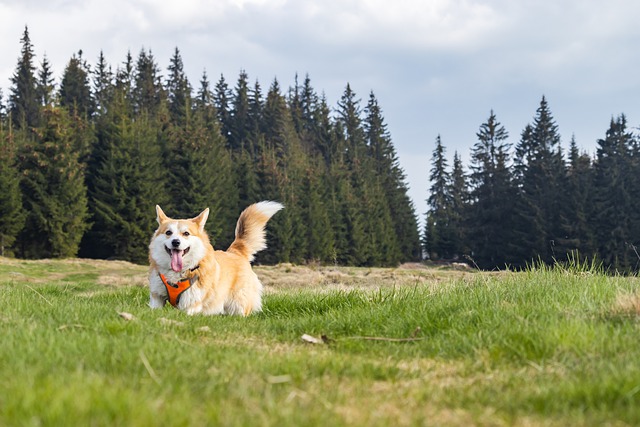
[149,293,166,309]
[184,303,203,315]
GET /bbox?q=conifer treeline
[0,27,422,265]
[425,97,640,273]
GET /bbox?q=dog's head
[149,206,210,273]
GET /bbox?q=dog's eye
[183,231,190,237]
[165,230,173,236]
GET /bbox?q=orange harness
[159,269,199,307]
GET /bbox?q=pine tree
[133,48,163,114]
[335,84,380,264]
[194,71,239,246]
[294,75,328,166]
[361,170,400,266]
[255,79,305,264]
[17,107,89,258]
[229,70,251,151]
[448,152,468,259]
[166,47,192,126]
[59,50,94,117]
[288,73,303,136]
[467,111,516,269]
[232,78,261,213]
[57,50,96,163]
[313,94,334,165]
[364,92,421,262]
[424,135,455,260]
[0,118,26,256]
[93,51,114,117]
[592,115,636,270]
[510,124,544,266]
[300,74,318,136]
[263,79,291,158]
[559,136,595,259]
[248,79,264,144]
[164,77,236,248]
[301,162,335,263]
[330,157,368,265]
[254,145,291,263]
[85,90,166,262]
[337,83,367,165]
[214,74,232,142]
[512,97,566,265]
[36,54,55,107]
[9,26,40,129]
[195,70,213,109]
[115,51,135,108]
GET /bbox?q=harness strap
[159,272,198,307]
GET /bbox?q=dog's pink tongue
[171,249,184,272]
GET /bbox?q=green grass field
[1,258,640,426]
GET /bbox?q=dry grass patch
[96,272,148,287]
[256,263,481,292]
[611,291,640,317]
[0,257,148,287]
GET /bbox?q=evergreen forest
[1,27,639,272]
[0,27,421,266]
[425,102,640,273]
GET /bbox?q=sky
[1,0,639,226]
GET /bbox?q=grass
[1,258,640,426]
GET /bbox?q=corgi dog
[148,201,283,315]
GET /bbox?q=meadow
[1,258,639,426]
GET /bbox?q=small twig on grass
[303,327,424,344]
[139,350,161,385]
[345,336,425,342]
[347,326,424,342]
[25,285,53,306]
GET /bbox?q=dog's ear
[193,208,209,231]
[156,205,169,224]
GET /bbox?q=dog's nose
[171,239,181,248]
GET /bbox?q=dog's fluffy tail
[227,201,284,261]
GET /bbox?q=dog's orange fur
[148,201,283,315]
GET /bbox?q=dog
[148,201,283,315]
